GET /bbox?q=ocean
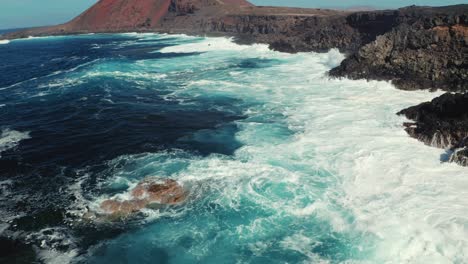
[0,33,467,264]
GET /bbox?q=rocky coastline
[2,1,466,93]
[330,6,468,92]
[1,0,467,166]
[398,93,468,166]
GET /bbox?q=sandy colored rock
[99,178,186,217]
[131,178,187,204]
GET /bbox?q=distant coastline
[0,27,32,35]
[2,2,466,92]
[1,0,467,166]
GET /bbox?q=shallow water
[0,33,466,264]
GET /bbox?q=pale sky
[0,0,467,29]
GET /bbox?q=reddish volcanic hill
[65,0,254,31]
[67,0,172,31]
[4,0,343,37]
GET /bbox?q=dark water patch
[0,34,251,263]
[177,123,242,156]
[88,239,170,264]
[1,77,245,168]
[0,34,191,88]
[0,237,37,264]
[0,36,123,88]
[235,58,281,69]
[11,208,66,232]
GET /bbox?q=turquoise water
[0,34,467,263]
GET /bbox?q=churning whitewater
[0,33,467,264]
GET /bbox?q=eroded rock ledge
[330,12,468,91]
[398,93,468,166]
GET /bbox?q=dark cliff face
[398,92,468,166]
[330,5,468,92]
[161,8,402,54]
[157,4,468,93]
[202,15,362,53]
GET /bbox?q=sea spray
[0,33,466,264]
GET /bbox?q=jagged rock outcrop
[398,92,468,166]
[330,5,468,91]
[204,14,371,53]
[450,138,468,166]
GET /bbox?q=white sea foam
[37,77,86,89]
[10,36,59,42]
[158,37,467,262]
[84,70,167,80]
[68,35,468,263]
[160,37,271,53]
[0,77,38,91]
[0,40,10,45]
[27,36,52,40]
[28,227,79,264]
[0,129,30,157]
[38,249,78,264]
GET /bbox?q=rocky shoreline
[398,93,468,166]
[330,6,468,92]
[1,0,467,166]
[2,2,466,92]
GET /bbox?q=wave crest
[0,129,31,157]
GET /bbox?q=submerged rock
[131,178,186,204]
[100,200,149,216]
[99,178,186,218]
[398,92,468,166]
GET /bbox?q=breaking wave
[0,33,466,264]
[0,129,30,158]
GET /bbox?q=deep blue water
[1,33,467,264]
[0,34,248,263]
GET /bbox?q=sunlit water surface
[0,33,467,264]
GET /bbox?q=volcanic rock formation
[398,93,468,166]
[330,5,468,91]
